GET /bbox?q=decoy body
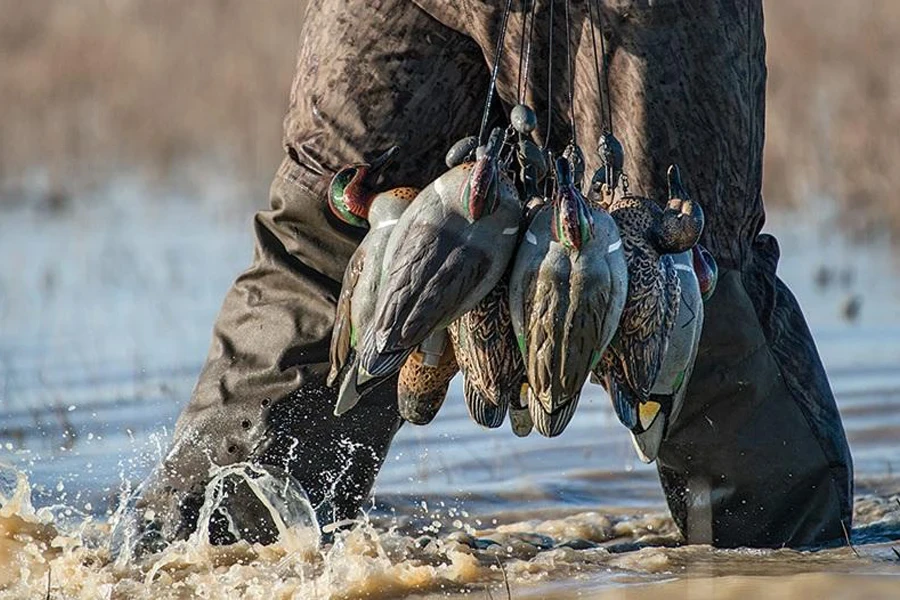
[397,329,459,425]
[326,148,457,419]
[327,146,410,391]
[357,128,521,391]
[630,250,703,463]
[594,165,705,438]
[509,156,628,437]
[448,277,526,428]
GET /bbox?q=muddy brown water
[1,184,898,598]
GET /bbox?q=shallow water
[1,183,899,598]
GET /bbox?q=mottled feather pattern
[449,278,524,410]
[398,341,459,425]
[598,196,681,403]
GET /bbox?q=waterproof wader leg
[137,0,489,544]
[417,0,853,547]
[595,1,854,547]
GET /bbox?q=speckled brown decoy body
[448,277,526,429]
[594,190,682,433]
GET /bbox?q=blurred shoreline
[0,1,898,240]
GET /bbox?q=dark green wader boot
[138,0,853,549]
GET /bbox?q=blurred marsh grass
[0,0,897,239]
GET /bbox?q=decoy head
[692,244,718,301]
[652,164,705,254]
[597,132,624,190]
[328,146,400,228]
[552,157,594,251]
[461,128,504,221]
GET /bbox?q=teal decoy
[355,128,522,393]
[509,155,628,437]
[326,148,457,419]
[630,250,703,463]
[594,164,705,438]
[448,277,525,428]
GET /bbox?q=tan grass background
[0,1,897,237]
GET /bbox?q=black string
[543,0,556,151]
[479,0,515,145]
[563,0,577,147]
[586,0,604,126]
[518,0,539,105]
[595,0,614,137]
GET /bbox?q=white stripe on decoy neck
[674,263,695,273]
[375,219,399,230]
[526,230,538,245]
[607,239,622,254]
[502,227,518,235]
[433,177,446,197]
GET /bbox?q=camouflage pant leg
[138,0,489,542]
[416,0,853,547]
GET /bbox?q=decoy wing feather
[329,246,367,386]
[523,268,565,409]
[456,281,524,405]
[374,221,492,355]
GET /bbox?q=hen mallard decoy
[356,128,521,389]
[509,156,628,437]
[448,277,525,428]
[594,164,705,436]
[325,148,457,419]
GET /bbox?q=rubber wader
[137,0,852,549]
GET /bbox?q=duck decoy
[355,127,522,394]
[327,145,408,391]
[397,329,459,425]
[509,155,628,437]
[594,164,705,438]
[326,148,457,418]
[630,250,704,463]
[448,277,525,428]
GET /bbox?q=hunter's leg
[138,0,489,543]
[597,0,853,548]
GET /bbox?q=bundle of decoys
[324,0,719,462]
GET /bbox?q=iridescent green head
[328,146,399,228]
[552,157,594,251]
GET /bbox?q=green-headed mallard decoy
[354,127,521,396]
[594,164,705,437]
[509,155,628,437]
[326,148,458,419]
[448,277,525,428]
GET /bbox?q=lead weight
[510,104,537,134]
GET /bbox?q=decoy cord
[479,0,515,146]
[543,0,556,151]
[588,0,614,137]
[516,0,538,105]
[563,0,578,148]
